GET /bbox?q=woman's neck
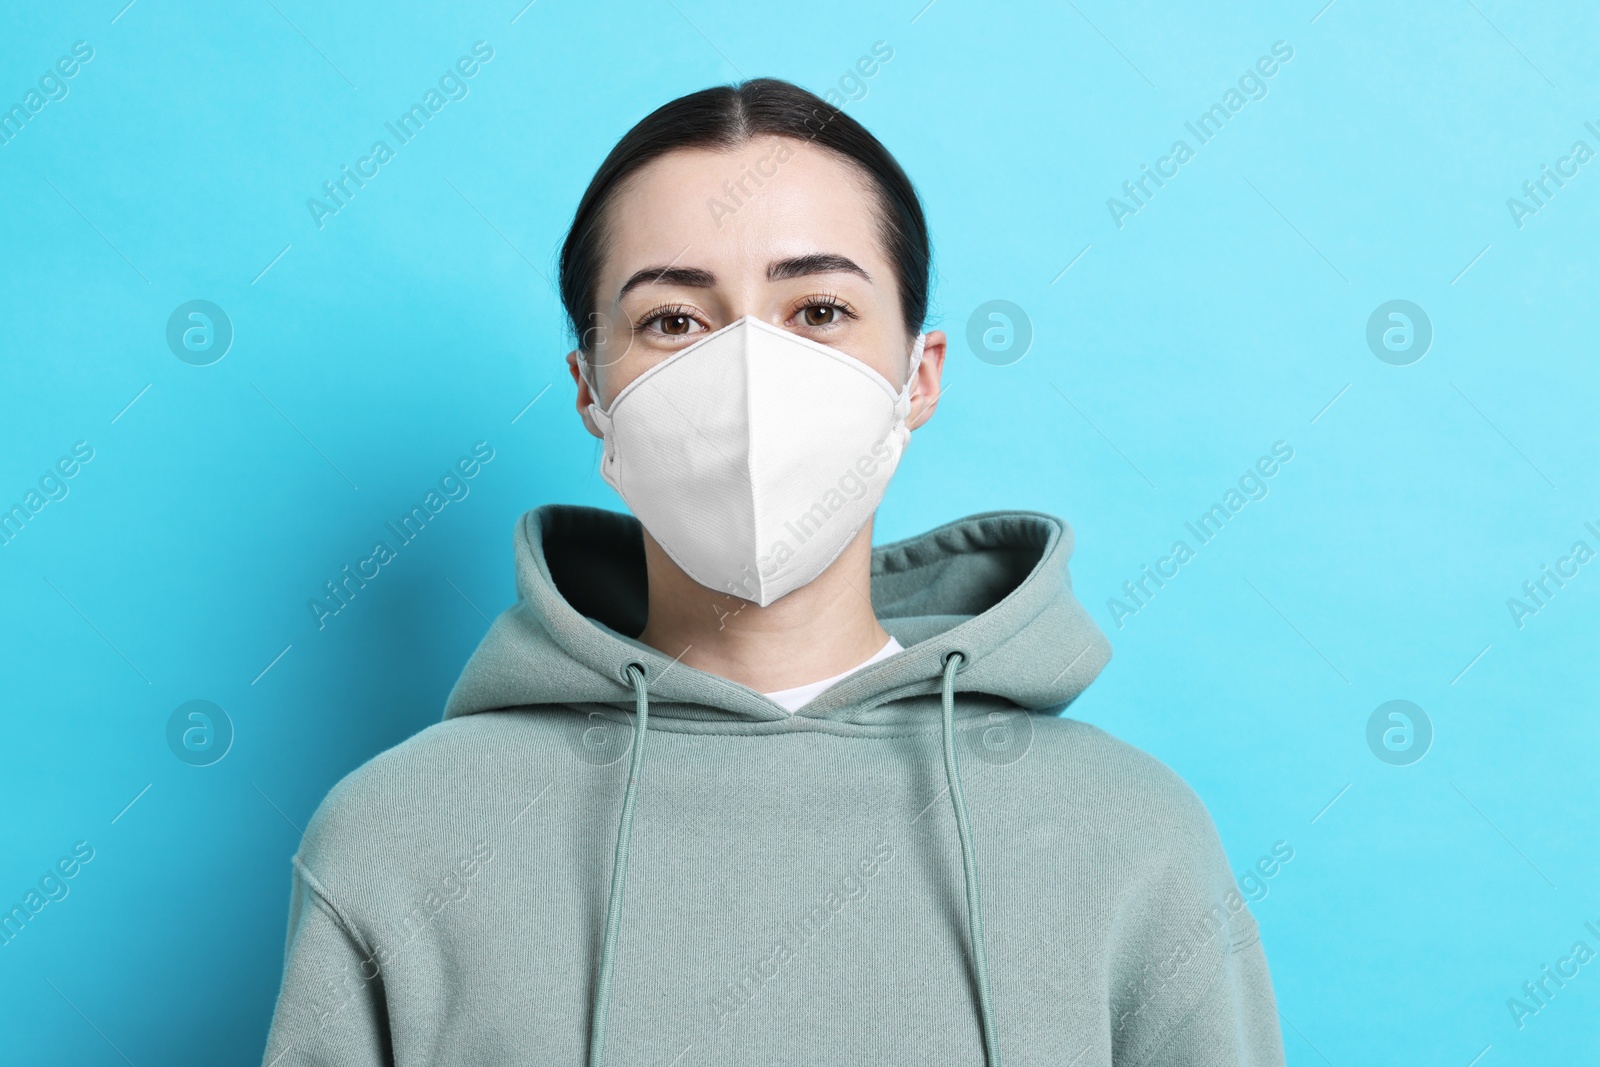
[635,523,891,692]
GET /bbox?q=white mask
[583,315,925,607]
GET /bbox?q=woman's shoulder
[290,711,574,878]
[1019,714,1231,866]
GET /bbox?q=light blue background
[3,0,1597,1063]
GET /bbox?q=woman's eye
[799,304,838,327]
[639,311,701,337]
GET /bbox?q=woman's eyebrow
[617,265,716,300]
[616,253,871,301]
[768,253,871,283]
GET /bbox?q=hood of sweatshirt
[443,504,1113,726]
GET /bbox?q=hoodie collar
[442,504,1111,727]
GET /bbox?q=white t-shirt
[762,637,904,713]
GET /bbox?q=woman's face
[567,136,946,432]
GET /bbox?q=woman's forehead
[598,141,888,296]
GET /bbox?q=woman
[263,78,1285,1066]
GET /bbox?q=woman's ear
[566,350,604,439]
[907,330,947,431]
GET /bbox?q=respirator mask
[582,315,925,607]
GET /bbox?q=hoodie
[262,504,1286,1067]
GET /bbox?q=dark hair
[558,77,930,350]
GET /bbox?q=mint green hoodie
[262,505,1285,1066]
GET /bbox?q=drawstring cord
[588,656,1002,1067]
[589,663,650,1067]
[942,652,1003,1067]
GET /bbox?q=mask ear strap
[579,354,615,436]
[904,332,927,394]
[891,332,927,424]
